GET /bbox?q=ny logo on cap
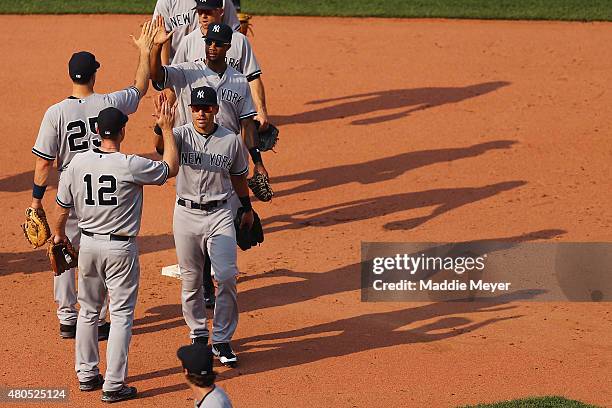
[197,90,206,98]
[212,25,220,33]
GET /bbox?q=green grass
[1,0,612,21]
[459,396,600,408]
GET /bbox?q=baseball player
[151,22,267,177]
[52,100,180,402]
[154,86,254,367]
[152,21,268,308]
[29,22,157,340]
[153,0,240,64]
[178,343,233,407]
[173,0,270,130]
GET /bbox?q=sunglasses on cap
[191,105,215,113]
[205,39,229,47]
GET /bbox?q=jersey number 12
[84,174,118,206]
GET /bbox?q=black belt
[82,230,131,241]
[177,198,227,211]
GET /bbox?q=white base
[161,264,181,280]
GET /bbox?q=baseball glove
[47,239,78,276]
[248,172,273,202]
[238,12,253,36]
[21,207,51,248]
[256,122,279,152]
[234,207,264,251]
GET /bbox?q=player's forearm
[240,117,258,151]
[161,41,171,66]
[150,45,165,85]
[31,157,53,208]
[153,126,165,154]
[249,77,267,116]
[134,49,151,98]
[161,129,179,177]
[230,174,250,198]
[52,205,70,238]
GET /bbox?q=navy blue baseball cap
[205,23,233,44]
[97,107,128,137]
[193,0,223,10]
[177,343,214,375]
[189,86,218,106]
[68,51,100,81]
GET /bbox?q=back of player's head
[193,0,223,11]
[97,107,128,140]
[68,51,100,84]
[177,343,217,387]
[205,23,233,45]
[189,86,218,107]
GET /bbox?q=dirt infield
[0,14,611,408]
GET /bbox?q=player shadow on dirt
[226,291,537,380]
[272,140,517,197]
[116,229,566,337]
[0,170,58,193]
[129,229,564,397]
[0,233,176,276]
[271,81,510,126]
[263,180,526,233]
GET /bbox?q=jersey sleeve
[32,107,59,161]
[128,155,170,186]
[223,0,241,32]
[230,135,249,176]
[56,167,74,208]
[238,82,257,121]
[153,64,188,91]
[105,87,141,115]
[240,36,262,81]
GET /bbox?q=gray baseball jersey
[173,30,261,80]
[155,62,256,132]
[33,87,140,171]
[173,122,248,202]
[171,123,246,343]
[59,148,169,392]
[153,0,241,63]
[196,385,233,408]
[34,87,139,327]
[56,148,169,236]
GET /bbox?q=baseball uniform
[153,0,240,63]
[196,385,233,408]
[154,62,256,132]
[33,86,141,327]
[56,147,169,392]
[173,29,261,81]
[170,121,247,344]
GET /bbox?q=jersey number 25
[67,118,100,152]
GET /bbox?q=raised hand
[153,15,174,46]
[132,20,155,53]
[156,99,177,131]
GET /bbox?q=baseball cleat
[79,374,104,392]
[212,342,238,367]
[101,385,137,403]
[98,322,111,341]
[60,323,76,339]
[191,336,209,345]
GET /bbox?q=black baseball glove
[248,172,273,202]
[256,122,279,152]
[234,207,264,251]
